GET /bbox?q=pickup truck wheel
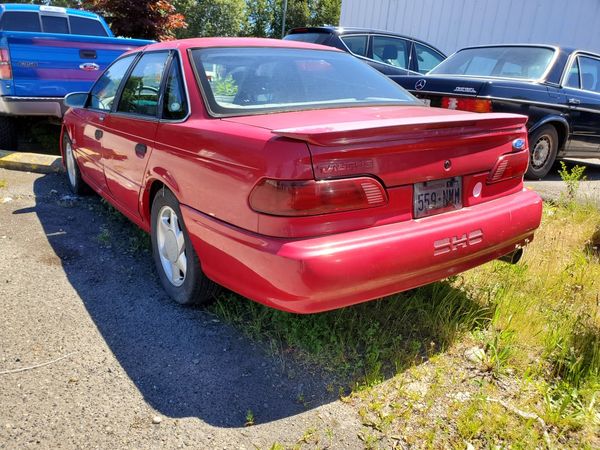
[525,125,558,179]
[151,188,219,306]
[0,116,17,150]
[63,134,89,195]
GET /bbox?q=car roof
[134,37,345,53]
[453,43,600,57]
[288,26,446,56]
[0,3,101,19]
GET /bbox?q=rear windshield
[284,32,331,45]
[430,46,555,80]
[69,16,108,36]
[0,10,108,36]
[191,47,417,116]
[0,11,41,32]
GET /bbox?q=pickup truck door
[563,55,600,156]
[79,54,136,191]
[99,51,171,219]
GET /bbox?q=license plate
[414,177,462,218]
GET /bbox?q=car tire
[151,187,219,306]
[0,116,17,150]
[63,133,89,195]
[525,125,559,180]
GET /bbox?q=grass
[212,200,600,448]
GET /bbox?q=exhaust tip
[498,248,523,264]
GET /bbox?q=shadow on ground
[27,172,485,428]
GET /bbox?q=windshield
[191,47,417,116]
[430,46,555,80]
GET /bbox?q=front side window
[162,57,188,120]
[191,47,417,116]
[578,56,600,93]
[42,15,69,34]
[341,35,368,57]
[431,46,555,80]
[89,55,136,111]
[414,42,444,73]
[0,11,41,32]
[372,36,409,69]
[117,52,169,117]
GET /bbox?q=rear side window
[69,16,108,36]
[89,55,136,111]
[162,57,188,120]
[414,42,444,73]
[341,35,368,57]
[284,32,331,45]
[42,15,69,34]
[0,11,41,32]
[117,52,170,117]
[372,36,409,69]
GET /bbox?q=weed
[558,161,587,204]
[96,225,112,248]
[244,409,254,427]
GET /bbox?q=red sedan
[61,38,542,313]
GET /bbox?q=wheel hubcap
[156,205,187,287]
[65,141,76,187]
[531,136,551,169]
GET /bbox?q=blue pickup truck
[0,3,151,149]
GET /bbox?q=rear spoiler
[272,112,527,146]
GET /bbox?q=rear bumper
[0,96,65,117]
[182,188,542,313]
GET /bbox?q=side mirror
[64,92,89,109]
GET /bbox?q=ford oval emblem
[415,79,427,90]
[512,138,526,151]
[79,62,99,71]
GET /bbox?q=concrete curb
[0,150,63,174]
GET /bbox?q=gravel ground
[0,168,362,449]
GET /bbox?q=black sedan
[284,26,446,76]
[391,45,600,179]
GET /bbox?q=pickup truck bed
[0,3,152,149]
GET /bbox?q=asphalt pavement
[0,168,361,449]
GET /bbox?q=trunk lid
[391,74,491,99]
[225,106,527,187]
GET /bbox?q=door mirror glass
[64,92,89,109]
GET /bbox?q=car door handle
[568,98,581,105]
[135,143,147,158]
[94,129,103,140]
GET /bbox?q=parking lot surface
[0,168,361,449]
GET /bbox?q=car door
[562,54,600,156]
[100,50,171,219]
[78,54,137,191]
[368,35,412,76]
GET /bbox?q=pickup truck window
[89,54,136,111]
[0,11,41,32]
[117,52,169,117]
[69,16,108,37]
[42,15,69,34]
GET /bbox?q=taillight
[487,149,529,184]
[441,96,492,113]
[0,48,11,80]
[249,177,388,216]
